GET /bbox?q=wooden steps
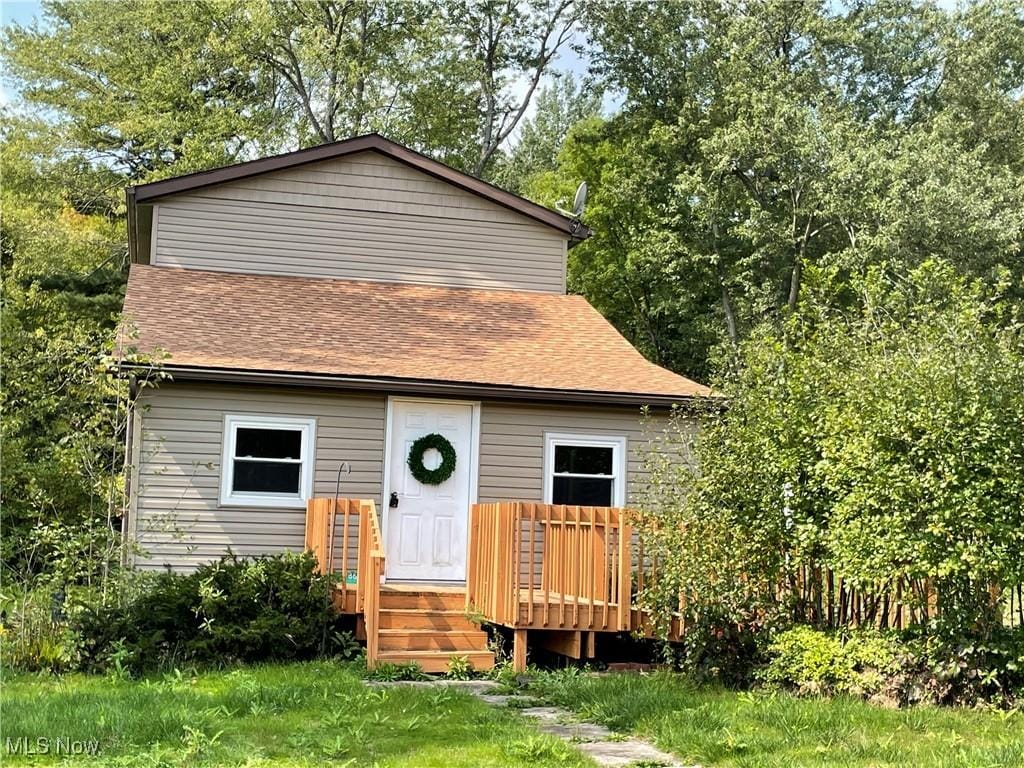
[376,650,495,673]
[372,587,494,673]
[378,629,489,651]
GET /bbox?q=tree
[492,75,602,193]
[1,119,131,579]
[2,0,580,180]
[203,0,480,166]
[638,261,1024,640]
[446,0,582,176]
[540,0,1024,377]
[1,0,277,179]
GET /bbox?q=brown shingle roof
[120,265,712,402]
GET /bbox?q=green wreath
[407,433,457,485]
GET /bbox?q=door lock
[389,491,399,509]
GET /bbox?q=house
[119,134,712,672]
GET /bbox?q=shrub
[760,626,905,698]
[917,626,1024,708]
[638,263,1024,644]
[74,551,355,672]
[0,588,81,672]
[761,625,1024,708]
[673,610,769,687]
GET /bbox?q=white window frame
[219,414,316,508]
[543,432,627,508]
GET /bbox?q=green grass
[526,670,1024,768]
[0,662,590,767]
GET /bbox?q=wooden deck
[306,498,1019,672]
[306,498,674,671]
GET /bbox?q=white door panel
[385,400,474,581]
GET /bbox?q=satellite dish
[572,181,588,217]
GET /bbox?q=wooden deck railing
[357,499,385,668]
[467,502,633,632]
[305,498,385,665]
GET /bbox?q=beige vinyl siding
[150,152,568,292]
[477,401,693,587]
[132,383,385,571]
[478,401,691,505]
[131,385,692,573]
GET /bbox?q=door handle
[389,491,399,509]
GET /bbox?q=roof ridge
[131,263,592,299]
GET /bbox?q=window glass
[232,461,301,493]
[235,427,302,460]
[552,476,613,506]
[221,417,314,506]
[554,445,614,475]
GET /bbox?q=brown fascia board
[125,187,138,263]
[123,362,709,409]
[127,133,591,241]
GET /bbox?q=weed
[504,734,575,762]
[365,661,427,682]
[446,655,475,680]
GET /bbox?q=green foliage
[761,626,1024,707]
[918,627,1024,708]
[364,661,428,682]
[639,262,1024,646]
[523,669,1024,766]
[2,1,272,179]
[503,733,579,763]
[445,654,476,680]
[493,76,602,194]
[672,611,767,688]
[760,627,905,698]
[2,662,592,767]
[489,659,527,692]
[0,589,82,673]
[73,552,355,673]
[1,0,577,181]
[531,1,1024,377]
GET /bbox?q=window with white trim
[220,415,316,507]
[543,433,627,507]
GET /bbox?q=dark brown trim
[129,133,590,241]
[121,363,710,408]
[126,187,138,263]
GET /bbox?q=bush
[0,588,82,672]
[917,627,1024,708]
[74,552,356,673]
[761,625,1024,708]
[673,611,769,687]
[638,263,1024,644]
[761,626,905,698]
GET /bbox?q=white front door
[385,399,476,582]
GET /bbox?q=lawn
[526,669,1024,768]
[4,663,1022,767]
[0,662,587,767]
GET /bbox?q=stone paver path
[367,679,696,768]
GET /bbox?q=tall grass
[2,662,588,767]
[527,670,1024,767]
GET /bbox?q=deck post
[512,628,528,672]
[617,517,633,631]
